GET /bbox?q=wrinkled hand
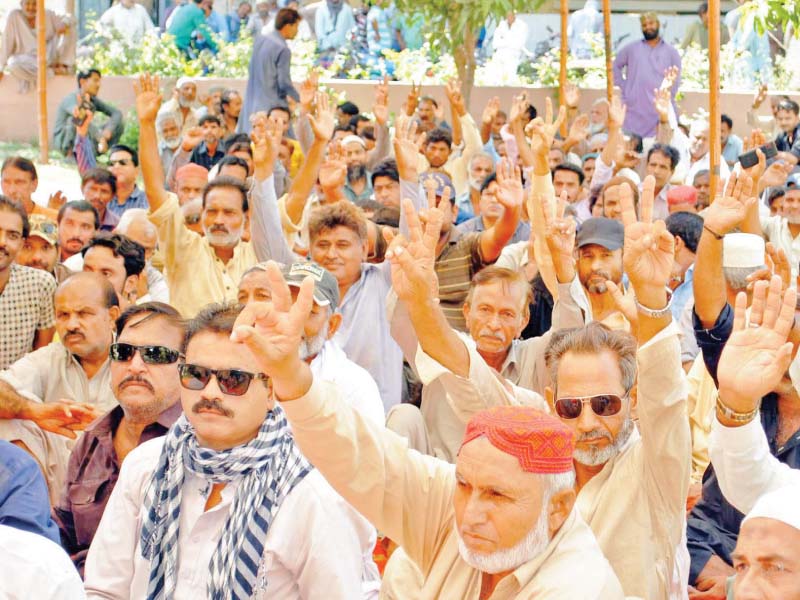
[620,176,675,296]
[308,92,335,141]
[494,158,523,211]
[133,73,163,124]
[528,97,567,157]
[717,276,796,415]
[564,81,580,109]
[703,172,756,236]
[48,190,67,210]
[482,96,501,125]
[24,400,100,439]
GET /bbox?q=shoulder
[119,437,166,482]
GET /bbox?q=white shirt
[0,524,86,599]
[492,18,529,62]
[760,213,800,281]
[310,340,385,427]
[98,3,155,44]
[684,152,731,185]
[84,437,377,599]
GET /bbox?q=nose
[65,312,81,331]
[575,400,600,432]
[200,371,225,400]
[732,570,762,600]
[128,349,148,373]
[461,492,489,530]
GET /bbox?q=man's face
[689,123,711,160]
[336,109,352,128]
[699,10,709,26]
[720,121,731,146]
[776,109,800,134]
[268,109,290,135]
[160,119,181,149]
[344,141,367,169]
[278,143,293,173]
[202,188,245,249]
[83,245,135,301]
[58,208,96,258]
[201,121,221,146]
[237,2,251,18]
[641,17,659,40]
[577,244,623,294]
[693,173,711,208]
[478,181,504,221]
[224,93,242,118]
[1,166,37,205]
[179,83,197,105]
[0,209,25,271]
[16,235,58,272]
[598,186,627,221]
[182,331,271,451]
[548,149,564,172]
[582,158,596,183]
[310,226,366,288]
[553,169,581,204]
[256,1,270,18]
[111,315,183,423]
[646,151,674,189]
[733,518,800,600]
[176,176,207,206]
[373,175,401,208]
[468,156,494,191]
[82,180,114,216]
[780,190,800,224]
[424,141,451,169]
[82,72,101,97]
[589,102,608,127]
[108,150,137,188]
[417,100,436,124]
[231,151,253,176]
[464,281,527,357]
[491,113,507,137]
[122,220,157,263]
[454,437,548,560]
[54,283,116,358]
[21,0,36,20]
[547,349,633,467]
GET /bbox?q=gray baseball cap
[281,262,340,309]
[576,218,624,251]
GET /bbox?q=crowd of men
[1,3,800,599]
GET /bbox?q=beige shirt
[416,113,483,197]
[686,354,717,484]
[0,9,71,69]
[149,192,258,317]
[433,323,690,599]
[282,380,625,599]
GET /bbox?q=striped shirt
[435,229,491,331]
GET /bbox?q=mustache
[477,328,506,342]
[191,397,234,418]
[209,225,229,234]
[119,375,154,392]
[578,429,613,443]
[64,329,84,338]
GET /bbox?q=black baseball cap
[576,218,624,251]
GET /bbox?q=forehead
[205,187,244,210]
[119,314,184,346]
[578,243,618,256]
[457,436,538,493]
[84,245,124,269]
[62,207,96,224]
[185,330,260,372]
[2,165,33,180]
[554,169,579,183]
[110,149,133,161]
[314,225,361,243]
[178,176,207,189]
[736,518,800,561]
[179,83,196,93]
[471,280,526,308]
[23,235,55,250]
[345,141,365,152]
[373,175,397,187]
[0,208,24,232]
[55,282,105,309]
[557,349,625,395]
[648,151,670,164]
[239,269,269,290]
[472,156,493,169]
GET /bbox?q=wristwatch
[716,394,761,423]
[634,290,673,319]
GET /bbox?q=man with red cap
[667,185,699,214]
[228,266,624,597]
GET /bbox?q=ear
[628,384,638,415]
[673,235,684,256]
[361,238,369,261]
[108,304,121,324]
[544,386,555,412]
[326,312,342,339]
[462,301,471,325]
[123,275,139,301]
[546,487,576,538]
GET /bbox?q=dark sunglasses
[554,394,624,420]
[110,342,182,364]
[108,158,132,167]
[178,363,269,396]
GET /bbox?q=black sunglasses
[110,342,182,365]
[178,363,269,396]
[554,394,624,420]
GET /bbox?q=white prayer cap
[341,135,366,149]
[722,233,765,268]
[176,76,197,90]
[742,485,800,532]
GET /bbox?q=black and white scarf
[140,406,311,599]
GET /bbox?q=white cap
[722,233,765,268]
[176,76,196,90]
[341,134,366,149]
[742,485,800,532]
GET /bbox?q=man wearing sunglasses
[106,144,149,218]
[85,302,379,598]
[54,302,184,575]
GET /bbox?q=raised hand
[654,87,671,123]
[752,83,768,109]
[405,82,421,116]
[717,276,796,415]
[542,190,576,283]
[308,92,335,141]
[661,65,679,91]
[251,118,281,179]
[299,70,319,112]
[568,113,589,143]
[373,75,390,126]
[134,73,163,124]
[528,96,567,157]
[759,160,794,190]
[509,91,530,125]
[607,95,626,130]
[703,171,756,236]
[393,117,421,181]
[318,143,347,190]
[444,78,466,117]
[619,175,675,301]
[48,190,67,210]
[482,96,501,125]
[495,158,524,212]
[564,81,580,109]
[181,126,204,152]
[24,400,100,439]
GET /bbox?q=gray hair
[545,322,638,394]
[540,470,576,502]
[156,110,180,132]
[723,265,765,292]
[115,208,157,237]
[468,151,495,169]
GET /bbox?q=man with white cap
[156,76,200,142]
[342,135,373,205]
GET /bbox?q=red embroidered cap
[460,406,575,474]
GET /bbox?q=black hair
[77,68,101,87]
[419,96,438,109]
[116,301,185,337]
[217,155,250,178]
[721,114,733,129]
[58,200,100,229]
[223,133,251,147]
[349,114,370,129]
[698,2,708,14]
[202,175,250,213]
[226,141,253,157]
[109,144,139,167]
[0,195,29,238]
[777,100,800,115]
[426,128,452,148]
[371,158,399,186]
[1,156,37,181]
[525,104,537,121]
[183,302,244,352]
[553,162,586,186]
[268,105,291,119]
[647,143,680,170]
[338,101,360,116]
[198,114,221,127]
[665,211,704,254]
[768,186,787,207]
[81,168,117,195]
[220,89,240,110]
[334,123,355,135]
[479,172,498,194]
[82,232,146,277]
[275,7,301,29]
[622,130,644,153]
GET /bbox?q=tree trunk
[453,28,476,107]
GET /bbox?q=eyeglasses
[110,342,182,364]
[553,394,624,420]
[108,158,132,167]
[178,363,269,396]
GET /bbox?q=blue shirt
[0,440,60,545]
[722,135,743,165]
[670,263,694,321]
[107,185,149,218]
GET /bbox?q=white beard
[203,224,243,247]
[573,417,634,466]
[298,327,327,361]
[457,507,551,575]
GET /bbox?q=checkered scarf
[140,406,311,599]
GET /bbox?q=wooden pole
[708,0,721,198]
[602,0,613,102]
[36,0,48,164]
[559,0,568,137]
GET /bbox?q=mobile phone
[738,149,758,169]
[762,141,778,160]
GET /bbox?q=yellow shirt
[282,380,624,600]
[148,192,258,317]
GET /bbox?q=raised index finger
[619,182,638,228]
[639,175,655,224]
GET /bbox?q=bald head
[115,209,158,261]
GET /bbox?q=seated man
[115,209,170,304]
[80,233,146,310]
[80,168,120,231]
[0,0,75,93]
[0,272,120,499]
[106,144,149,217]
[57,200,99,263]
[1,156,58,219]
[85,303,379,598]
[54,302,184,575]
[53,69,123,157]
[15,214,71,283]
[222,263,625,598]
